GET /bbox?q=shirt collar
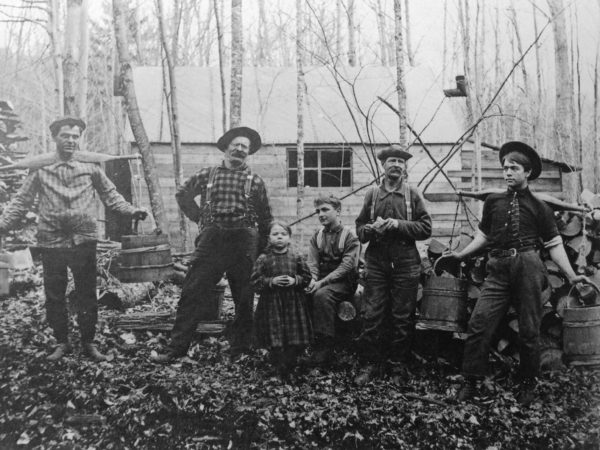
[220,161,248,172]
[324,222,344,233]
[506,185,530,197]
[380,179,407,197]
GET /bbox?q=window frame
[286,145,353,188]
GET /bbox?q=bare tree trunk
[64,0,82,116]
[171,0,181,65]
[113,0,168,235]
[442,0,447,84]
[157,0,188,250]
[296,0,305,221]
[594,47,600,192]
[77,0,89,123]
[257,0,268,65]
[509,0,530,141]
[375,0,387,65]
[573,6,583,192]
[230,0,243,127]
[336,0,342,61]
[393,0,407,147]
[404,0,414,66]
[347,0,356,66]
[532,3,543,148]
[547,0,575,200]
[213,0,227,133]
[48,0,64,117]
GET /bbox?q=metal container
[563,304,600,367]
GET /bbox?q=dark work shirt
[479,186,559,248]
[355,181,432,247]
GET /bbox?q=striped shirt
[176,163,272,239]
[0,159,136,247]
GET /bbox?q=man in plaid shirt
[151,126,272,363]
[0,116,148,362]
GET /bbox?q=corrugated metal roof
[130,65,464,145]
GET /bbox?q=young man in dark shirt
[446,141,588,405]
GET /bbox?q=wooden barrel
[563,304,600,367]
[118,231,173,283]
[417,257,468,332]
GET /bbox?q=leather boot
[516,379,537,407]
[47,343,72,361]
[82,343,108,362]
[150,351,183,364]
[354,363,377,386]
[456,376,479,402]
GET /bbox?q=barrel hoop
[120,263,174,270]
[563,321,600,328]
[120,244,171,254]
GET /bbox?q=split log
[457,189,587,212]
[0,152,140,171]
[114,312,226,335]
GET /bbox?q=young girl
[251,221,313,377]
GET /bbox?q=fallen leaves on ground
[0,273,598,449]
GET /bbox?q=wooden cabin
[115,65,576,252]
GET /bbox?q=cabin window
[287,147,352,188]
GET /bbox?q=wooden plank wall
[128,142,564,253]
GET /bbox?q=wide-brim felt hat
[49,116,86,136]
[377,144,413,162]
[498,141,542,181]
[217,127,262,154]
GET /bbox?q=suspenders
[369,181,412,222]
[316,225,351,252]
[204,166,253,222]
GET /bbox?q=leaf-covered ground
[1,274,599,449]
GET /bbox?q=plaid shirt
[176,162,272,240]
[0,160,136,247]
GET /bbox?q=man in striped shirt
[151,126,272,363]
[0,116,148,362]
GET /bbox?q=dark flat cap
[377,144,413,162]
[499,141,542,180]
[217,127,262,154]
[49,116,86,136]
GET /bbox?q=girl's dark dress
[251,248,313,349]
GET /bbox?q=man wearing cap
[354,145,432,385]
[305,194,360,366]
[0,116,148,362]
[446,141,589,405]
[151,126,272,363]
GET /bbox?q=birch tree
[547,0,576,198]
[113,0,168,235]
[393,0,407,147]
[296,0,305,220]
[157,0,188,248]
[230,0,243,127]
[213,0,227,133]
[347,0,356,66]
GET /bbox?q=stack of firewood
[422,189,600,368]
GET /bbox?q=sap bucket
[562,282,600,367]
[117,220,173,283]
[418,256,468,332]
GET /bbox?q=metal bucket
[563,283,600,367]
[418,257,468,332]
[117,222,173,283]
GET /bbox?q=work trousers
[312,280,355,338]
[358,245,421,363]
[41,243,98,343]
[168,226,259,355]
[462,250,546,380]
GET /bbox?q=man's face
[502,157,530,189]
[54,125,81,160]
[224,136,251,168]
[315,203,340,228]
[383,157,407,180]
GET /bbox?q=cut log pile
[420,189,600,369]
